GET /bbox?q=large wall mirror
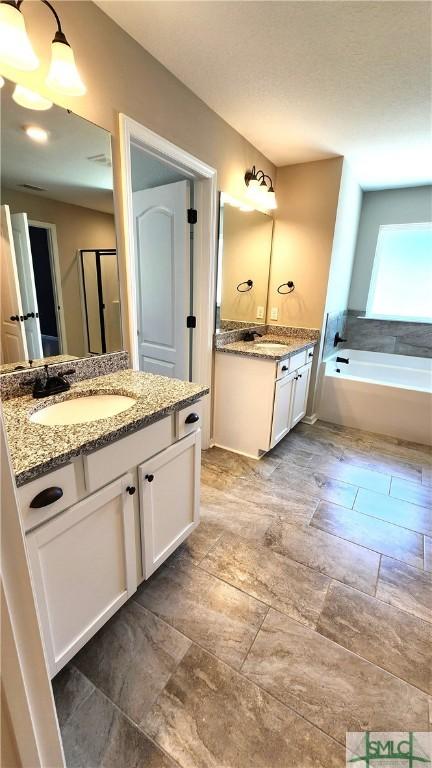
[216,193,273,331]
[0,78,122,374]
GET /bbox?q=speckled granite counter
[3,370,208,486]
[216,334,317,361]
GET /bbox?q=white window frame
[365,222,432,323]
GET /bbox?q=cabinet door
[26,473,137,677]
[290,362,312,428]
[139,430,201,578]
[270,371,296,448]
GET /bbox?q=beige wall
[2,1,274,207]
[221,207,273,323]
[3,189,116,357]
[267,157,343,329]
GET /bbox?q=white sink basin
[30,394,136,426]
[255,342,289,351]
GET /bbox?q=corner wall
[267,157,343,330]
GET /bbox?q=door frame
[28,220,68,354]
[118,115,217,448]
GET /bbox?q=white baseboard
[211,443,261,460]
[302,413,318,425]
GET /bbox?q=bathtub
[318,349,432,445]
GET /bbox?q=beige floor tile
[243,609,429,744]
[312,500,424,569]
[376,556,432,623]
[143,644,346,768]
[135,559,267,669]
[317,582,432,694]
[201,533,330,629]
[355,487,432,536]
[265,517,380,595]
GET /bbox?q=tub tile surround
[0,351,130,400]
[215,323,319,359]
[3,368,208,485]
[323,309,432,360]
[54,420,432,767]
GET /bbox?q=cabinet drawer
[83,416,173,492]
[305,346,315,363]
[18,463,79,533]
[175,400,202,439]
[289,349,307,371]
[276,359,291,379]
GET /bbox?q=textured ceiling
[96,0,432,188]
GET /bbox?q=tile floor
[53,420,432,768]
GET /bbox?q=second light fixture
[244,166,277,209]
[0,0,86,99]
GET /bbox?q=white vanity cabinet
[18,401,203,677]
[26,473,137,677]
[214,348,314,458]
[139,430,201,578]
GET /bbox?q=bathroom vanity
[2,368,207,678]
[213,329,317,457]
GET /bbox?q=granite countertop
[3,370,208,486]
[216,334,317,361]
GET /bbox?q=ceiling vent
[87,153,112,168]
[19,183,47,192]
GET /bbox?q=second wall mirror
[216,193,274,331]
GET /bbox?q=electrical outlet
[270,307,278,320]
[256,306,264,319]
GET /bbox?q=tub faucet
[336,356,349,364]
[334,331,347,347]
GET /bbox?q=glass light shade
[0,3,39,71]
[46,40,86,96]
[266,190,277,209]
[0,75,4,88]
[13,84,52,110]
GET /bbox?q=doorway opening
[119,116,217,448]
[28,221,66,357]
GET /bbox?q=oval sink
[30,394,136,426]
[255,342,289,351]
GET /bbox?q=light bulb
[24,125,49,143]
[13,84,52,111]
[46,39,86,96]
[0,3,39,71]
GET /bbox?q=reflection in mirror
[216,193,273,332]
[0,78,122,374]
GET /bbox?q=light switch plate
[256,306,264,319]
[270,307,278,320]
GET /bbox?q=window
[366,223,432,323]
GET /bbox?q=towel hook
[237,279,253,293]
[277,280,295,295]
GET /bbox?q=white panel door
[10,212,43,359]
[133,181,190,380]
[0,205,28,363]
[138,430,201,578]
[271,371,296,448]
[26,473,137,677]
[290,362,312,428]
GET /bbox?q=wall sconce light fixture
[244,165,277,210]
[0,0,86,99]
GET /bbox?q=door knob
[145,474,154,482]
[126,485,136,495]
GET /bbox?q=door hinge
[187,208,197,224]
[187,315,196,329]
